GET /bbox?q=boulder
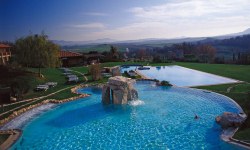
[102,76,138,104]
[216,112,247,129]
[110,66,121,76]
[102,85,111,104]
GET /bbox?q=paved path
[226,82,249,93]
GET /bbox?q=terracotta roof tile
[59,50,82,58]
[0,44,11,48]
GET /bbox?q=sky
[1,0,250,42]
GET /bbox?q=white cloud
[69,23,106,29]
[62,0,250,41]
[129,0,250,20]
[96,0,250,40]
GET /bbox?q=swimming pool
[11,82,243,149]
[122,65,239,87]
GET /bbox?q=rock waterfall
[102,76,138,104]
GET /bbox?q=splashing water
[0,103,56,130]
[128,99,145,106]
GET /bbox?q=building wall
[0,48,11,65]
[61,57,83,67]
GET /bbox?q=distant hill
[60,28,250,53]
[62,44,127,53]
[56,28,250,47]
[53,38,116,46]
[198,34,250,53]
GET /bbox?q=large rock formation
[216,112,247,129]
[102,76,138,104]
[110,66,121,76]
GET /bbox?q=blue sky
[1,0,250,41]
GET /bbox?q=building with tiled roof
[59,50,83,67]
[59,51,82,58]
[0,44,12,65]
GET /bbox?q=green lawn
[24,68,85,99]
[175,62,250,82]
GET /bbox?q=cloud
[94,0,250,40]
[83,12,108,16]
[62,0,250,41]
[129,0,250,20]
[69,23,106,29]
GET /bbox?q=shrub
[160,80,172,86]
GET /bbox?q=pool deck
[135,70,150,79]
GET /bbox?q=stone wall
[0,87,90,127]
[216,112,247,129]
[110,66,121,76]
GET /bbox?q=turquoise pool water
[121,65,239,87]
[11,82,243,149]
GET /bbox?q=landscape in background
[55,28,250,65]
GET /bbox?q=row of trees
[127,43,217,63]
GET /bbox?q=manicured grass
[175,62,250,82]
[71,66,89,74]
[0,67,86,119]
[46,89,78,100]
[24,68,85,99]
[195,83,235,92]
[234,129,250,141]
[231,84,250,93]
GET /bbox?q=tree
[137,49,146,60]
[89,64,102,81]
[15,33,60,76]
[10,76,30,101]
[110,45,119,59]
[196,44,216,63]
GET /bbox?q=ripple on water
[11,84,243,150]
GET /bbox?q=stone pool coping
[1,81,249,149]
